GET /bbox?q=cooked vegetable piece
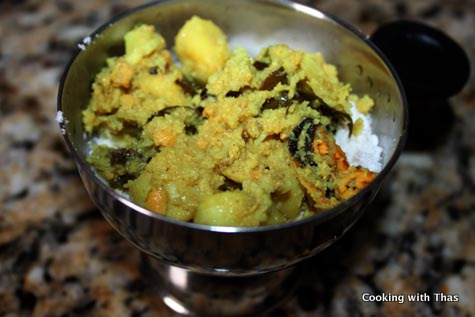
[261,92,292,111]
[260,67,288,91]
[174,16,231,82]
[125,24,166,65]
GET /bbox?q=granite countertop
[1,0,474,316]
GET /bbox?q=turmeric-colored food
[83,16,378,227]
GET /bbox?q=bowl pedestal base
[143,255,301,316]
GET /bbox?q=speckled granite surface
[1,0,474,316]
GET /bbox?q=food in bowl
[82,16,381,227]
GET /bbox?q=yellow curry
[83,16,377,226]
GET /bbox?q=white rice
[91,136,118,148]
[87,134,120,156]
[78,36,92,51]
[334,102,383,172]
[83,36,92,45]
[56,110,68,135]
[55,110,64,123]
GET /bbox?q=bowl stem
[142,254,301,316]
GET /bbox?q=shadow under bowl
[57,0,407,276]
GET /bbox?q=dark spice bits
[225,90,241,98]
[294,80,353,136]
[304,122,318,167]
[295,80,317,101]
[175,77,204,96]
[218,177,243,191]
[253,60,269,70]
[148,66,158,75]
[200,88,209,100]
[260,67,288,91]
[110,148,140,166]
[225,86,252,98]
[311,100,353,137]
[109,173,135,189]
[261,91,292,111]
[122,121,142,138]
[289,118,318,167]
[185,124,198,135]
[148,105,190,122]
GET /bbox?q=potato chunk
[174,16,231,82]
[195,191,254,226]
[125,24,166,65]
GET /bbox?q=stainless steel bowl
[58,0,407,315]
